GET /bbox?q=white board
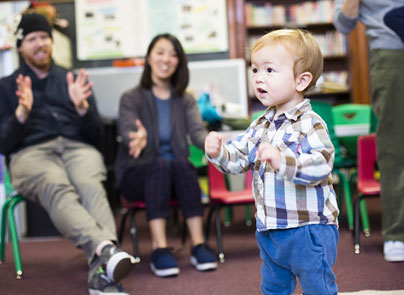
[87,58,248,119]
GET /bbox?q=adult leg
[186,216,204,246]
[119,160,179,277]
[370,50,404,243]
[144,159,173,249]
[171,158,204,245]
[9,139,116,263]
[120,159,173,249]
[171,158,217,271]
[61,139,135,282]
[62,138,116,239]
[145,159,180,276]
[149,218,168,249]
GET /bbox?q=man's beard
[23,49,52,72]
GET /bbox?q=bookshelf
[226,0,371,114]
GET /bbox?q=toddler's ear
[295,72,313,92]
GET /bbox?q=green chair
[311,100,356,230]
[188,144,210,204]
[332,103,378,237]
[0,157,26,279]
[188,144,208,169]
[332,104,377,157]
[189,144,253,225]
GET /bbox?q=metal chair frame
[0,162,26,279]
[205,162,254,263]
[118,196,186,263]
[354,133,380,254]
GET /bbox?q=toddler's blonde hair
[252,29,323,92]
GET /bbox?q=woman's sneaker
[88,266,128,295]
[100,245,136,282]
[190,244,218,271]
[150,248,180,277]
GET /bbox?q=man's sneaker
[88,266,128,295]
[100,245,136,282]
[190,244,218,271]
[384,240,404,262]
[150,248,180,277]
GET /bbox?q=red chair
[354,133,380,254]
[118,196,185,263]
[205,162,254,263]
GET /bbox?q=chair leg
[335,170,354,231]
[128,209,140,263]
[359,200,371,237]
[8,196,25,279]
[245,205,253,226]
[336,175,343,217]
[0,198,13,263]
[354,194,362,254]
[181,220,187,248]
[204,207,214,242]
[117,210,129,245]
[224,207,232,227]
[214,206,225,263]
[354,194,379,255]
[350,170,357,187]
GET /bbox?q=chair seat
[118,195,183,263]
[358,180,380,195]
[210,188,254,204]
[354,134,380,255]
[120,197,179,209]
[206,162,255,262]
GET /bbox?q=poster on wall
[75,0,229,61]
[0,1,29,49]
[0,1,30,77]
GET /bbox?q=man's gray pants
[9,137,117,264]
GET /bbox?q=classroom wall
[53,1,230,69]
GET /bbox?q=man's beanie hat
[15,13,53,48]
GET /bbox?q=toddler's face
[251,44,302,114]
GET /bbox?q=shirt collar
[263,99,312,122]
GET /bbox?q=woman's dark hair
[140,33,189,96]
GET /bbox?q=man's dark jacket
[0,62,103,157]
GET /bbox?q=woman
[114,33,217,277]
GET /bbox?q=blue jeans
[256,224,338,295]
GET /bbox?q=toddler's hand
[257,142,281,171]
[205,131,223,158]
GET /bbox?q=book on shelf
[245,0,335,27]
[317,71,349,93]
[313,31,347,57]
[247,31,347,58]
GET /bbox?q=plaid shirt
[210,99,339,231]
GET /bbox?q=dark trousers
[119,157,203,221]
[370,49,404,241]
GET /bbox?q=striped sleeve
[278,114,334,186]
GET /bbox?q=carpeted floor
[1,198,404,295]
